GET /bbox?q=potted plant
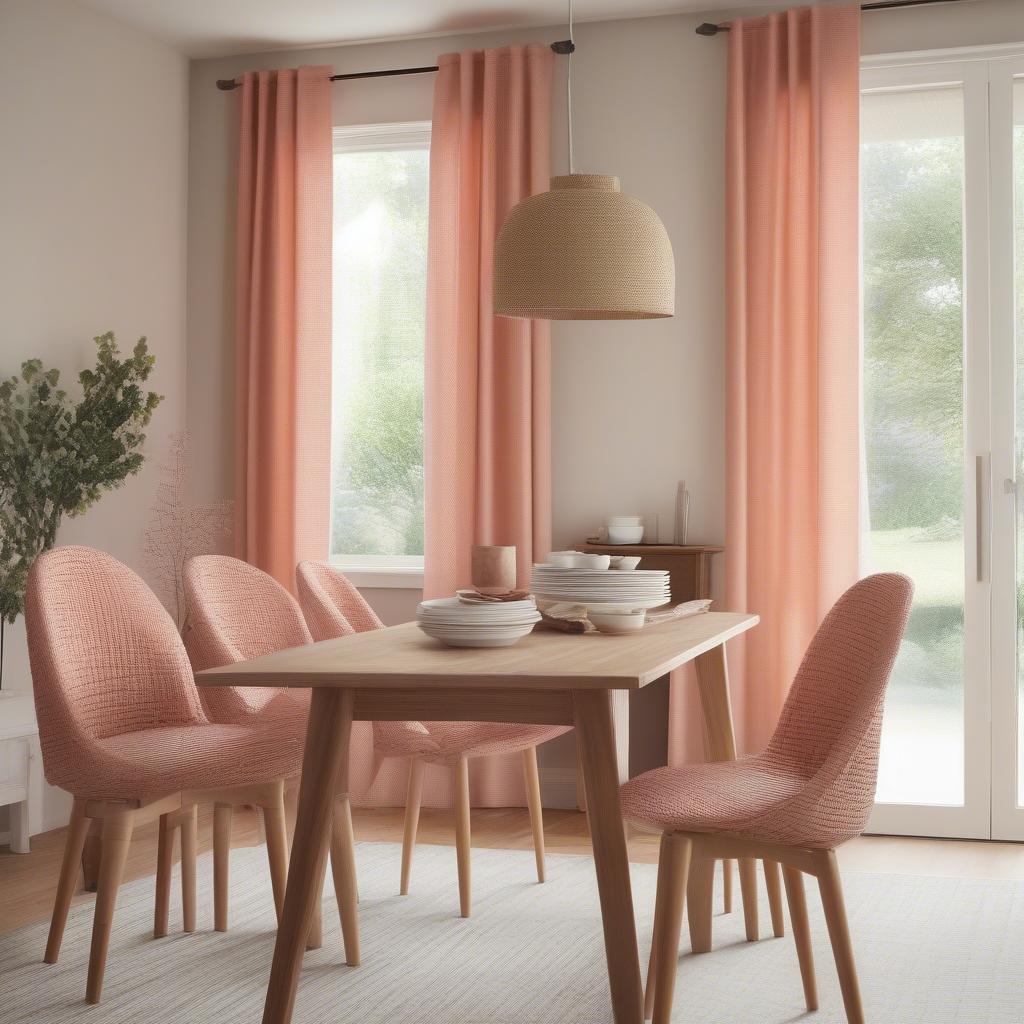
[0,332,162,686]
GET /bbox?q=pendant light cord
[567,0,575,174]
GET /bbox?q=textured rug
[2,842,1022,1023]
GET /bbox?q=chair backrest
[26,546,205,786]
[762,572,913,840]
[295,560,384,641]
[183,555,312,722]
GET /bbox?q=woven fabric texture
[294,560,570,763]
[25,546,301,803]
[183,555,310,731]
[621,573,913,848]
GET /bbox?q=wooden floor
[2,805,1023,936]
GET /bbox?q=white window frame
[329,121,431,589]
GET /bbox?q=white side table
[0,692,40,853]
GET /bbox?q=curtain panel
[722,4,862,755]
[233,66,333,590]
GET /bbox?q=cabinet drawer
[0,736,29,800]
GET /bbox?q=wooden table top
[195,611,758,692]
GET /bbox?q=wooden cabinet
[578,543,722,605]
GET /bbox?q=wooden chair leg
[454,757,471,918]
[263,785,289,924]
[400,757,424,896]
[685,852,715,954]
[575,740,589,818]
[153,812,175,938]
[738,857,758,941]
[814,850,864,1024]
[764,858,785,937]
[81,817,102,892]
[644,833,672,1021]
[180,805,197,934]
[522,747,546,883]
[722,858,733,913]
[330,794,361,966]
[650,834,692,1024]
[44,800,90,964]
[783,865,818,1012]
[213,803,233,932]
[85,811,134,1004]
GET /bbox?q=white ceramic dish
[607,516,643,527]
[588,609,647,634]
[608,555,641,571]
[606,525,644,544]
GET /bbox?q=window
[330,122,430,583]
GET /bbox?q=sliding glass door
[861,51,1024,840]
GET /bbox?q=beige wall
[0,0,189,828]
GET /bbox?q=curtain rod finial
[695,22,723,36]
[216,78,239,91]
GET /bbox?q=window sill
[329,559,424,590]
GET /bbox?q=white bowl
[607,516,643,527]
[608,555,641,571]
[577,553,611,570]
[547,550,583,567]
[607,525,644,545]
[588,609,647,634]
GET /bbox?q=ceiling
[79,0,786,59]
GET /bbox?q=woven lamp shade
[493,173,674,320]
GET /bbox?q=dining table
[196,608,759,1024]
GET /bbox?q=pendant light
[493,0,675,320]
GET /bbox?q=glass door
[861,60,992,839]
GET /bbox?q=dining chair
[25,545,302,1003]
[295,559,572,918]
[183,554,358,961]
[620,572,913,1024]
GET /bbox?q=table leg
[262,688,354,1024]
[573,689,643,1024]
[692,643,740,948]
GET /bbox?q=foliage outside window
[330,124,430,568]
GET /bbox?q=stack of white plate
[530,565,671,611]
[416,597,541,648]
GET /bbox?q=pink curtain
[234,66,333,590]
[723,5,862,755]
[373,44,551,810]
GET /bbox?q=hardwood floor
[2,804,1022,937]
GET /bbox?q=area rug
[2,842,1022,1023]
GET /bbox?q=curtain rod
[696,0,969,36]
[216,38,575,90]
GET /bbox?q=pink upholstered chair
[621,573,913,1024]
[26,546,302,1003]
[296,559,572,918]
[183,554,358,962]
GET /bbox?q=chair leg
[330,794,361,966]
[685,853,715,954]
[764,858,785,937]
[262,786,289,924]
[153,813,175,938]
[650,834,692,1024]
[81,817,102,892]
[85,810,134,1004]
[213,803,233,932]
[454,757,471,918]
[722,858,733,913]
[814,850,864,1024]
[44,800,90,964]
[738,857,758,941]
[400,757,424,896]
[522,747,546,883]
[644,833,672,1021]
[783,865,818,1012]
[179,805,197,934]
